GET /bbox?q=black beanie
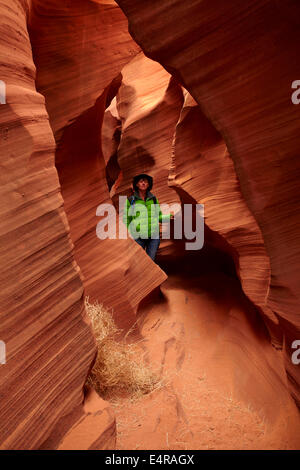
[132,173,153,191]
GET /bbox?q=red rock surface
[1,0,300,451]
[29,0,166,329]
[114,52,182,203]
[114,269,300,450]
[116,0,300,406]
[0,0,162,450]
[171,91,276,325]
[99,51,300,446]
[57,387,116,451]
[102,97,121,192]
[107,53,277,336]
[0,0,98,449]
[112,53,183,255]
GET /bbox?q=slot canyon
[0,0,300,450]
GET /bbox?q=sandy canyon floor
[110,270,300,450]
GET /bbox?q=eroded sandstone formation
[170,91,277,325]
[116,0,300,406]
[0,0,161,451]
[99,51,299,440]
[29,0,167,330]
[114,270,300,449]
[0,0,105,449]
[105,52,278,344]
[110,53,184,257]
[1,0,300,451]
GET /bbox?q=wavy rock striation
[171,91,276,326]
[29,0,166,329]
[111,53,183,255]
[1,0,299,451]
[0,0,103,449]
[116,0,300,406]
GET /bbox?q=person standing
[123,173,173,261]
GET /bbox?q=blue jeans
[134,237,160,261]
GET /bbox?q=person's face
[136,178,149,191]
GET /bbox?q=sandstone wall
[116,0,300,405]
[29,0,167,330]
[0,0,107,449]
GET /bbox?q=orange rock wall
[29,0,167,330]
[0,0,99,449]
[116,0,300,405]
[171,92,275,322]
[115,53,182,203]
[112,53,183,256]
[106,53,276,331]
[1,0,300,450]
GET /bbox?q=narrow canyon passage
[2,0,300,450]
[111,249,300,450]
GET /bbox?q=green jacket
[123,190,171,239]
